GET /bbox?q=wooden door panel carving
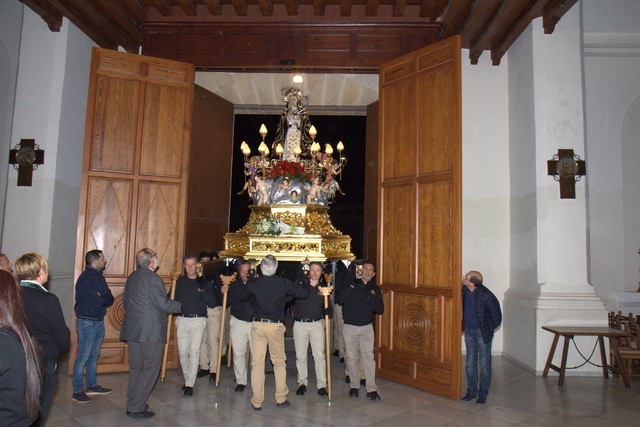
[140,84,188,177]
[378,36,461,399]
[85,178,132,277]
[381,80,415,180]
[135,181,181,275]
[380,186,413,285]
[71,48,194,373]
[90,77,139,173]
[418,182,453,288]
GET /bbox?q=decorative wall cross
[8,139,45,186]
[547,149,586,199]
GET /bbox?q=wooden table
[542,325,631,388]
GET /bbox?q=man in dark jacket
[461,270,502,404]
[336,260,383,401]
[16,252,70,426]
[72,249,114,403]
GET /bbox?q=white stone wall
[1,7,94,327]
[583,0,640,311]
[461,52,510,354]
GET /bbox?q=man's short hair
[363,260,376,271]
[260,255,278,276]
[238,259,252,269]
[198,251,210,260]
[183,253,198,263]
[309,261,324,270]
[15,252,48,280]
[85,250,103,266]
[136,248,156,269]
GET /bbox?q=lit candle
[337,141,344,152]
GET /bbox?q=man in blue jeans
[72,250,114,403]
[461,271,502,404]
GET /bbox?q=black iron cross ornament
[547,149,586,199]
[8,139,45,186]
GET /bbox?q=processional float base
[220,204,354,262]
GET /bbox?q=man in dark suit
[120,248,181,419]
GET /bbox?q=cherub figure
[237,178,256,197]
[254,175,271,205]
[322,174,345,202]
[306,176,322,205]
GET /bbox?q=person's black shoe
[126,410,155,419]
[476,395,487,404]
[345,375,350,384]
[366,391,381,400]
[235,384,246,392]
[252,404,262,411]
[296,385,306,395]
[209,372,216,382]
[460,392,477,401]
[184,386,193,396]
[339,357,344,364]
[317,388,327,396]
[276,400,290,408]
[197,369,209,378]
[221,355,228,365]
[360,379,366,386]
[126,404,149,415]
[333,349,340,357]
[349,388,359,397]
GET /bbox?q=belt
[179,314,206,318]
[253,318,281,323]
[295,318,321,322]
[76,315,102,321]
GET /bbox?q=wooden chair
[616,317,640,378]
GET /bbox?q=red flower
[269,160,309,181]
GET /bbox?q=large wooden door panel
[70,48,194,373]
[378,36,461,399]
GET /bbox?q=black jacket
[462,284,502,343]
[336,277,383,326]
[0,329,32,427]
[74,265,114,320]
[20,282,70,362]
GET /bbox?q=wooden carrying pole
[320,281,334,400]
[160,269,180,382]
[216,273,236,386]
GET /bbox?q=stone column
[504,5,607,375]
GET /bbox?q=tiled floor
[47,351,640,426]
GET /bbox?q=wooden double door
[71,38,461,398]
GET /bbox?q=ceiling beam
[176,0,197,16]
[393,0,407,17]
[19,0,63,32]
[543,0,579,34]
[425,0,448,20]
[468,0,532,65]
[231,0,248,16]
[120,0,147,22]
[93,0,144,46]
[313,0,326,16]
[490,0,547,65]
[285,0,298,15]
[148,0,173,16]
[459,0,502,49]
[257,0,274,15]
[366,0,379,17]
[440,0,474,39]
[202,0,222,14]
[340,0,352,17]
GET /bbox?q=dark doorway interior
[229,114,367,257]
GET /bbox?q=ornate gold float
[220,88,354,263]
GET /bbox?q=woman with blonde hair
[0,269,43,426]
